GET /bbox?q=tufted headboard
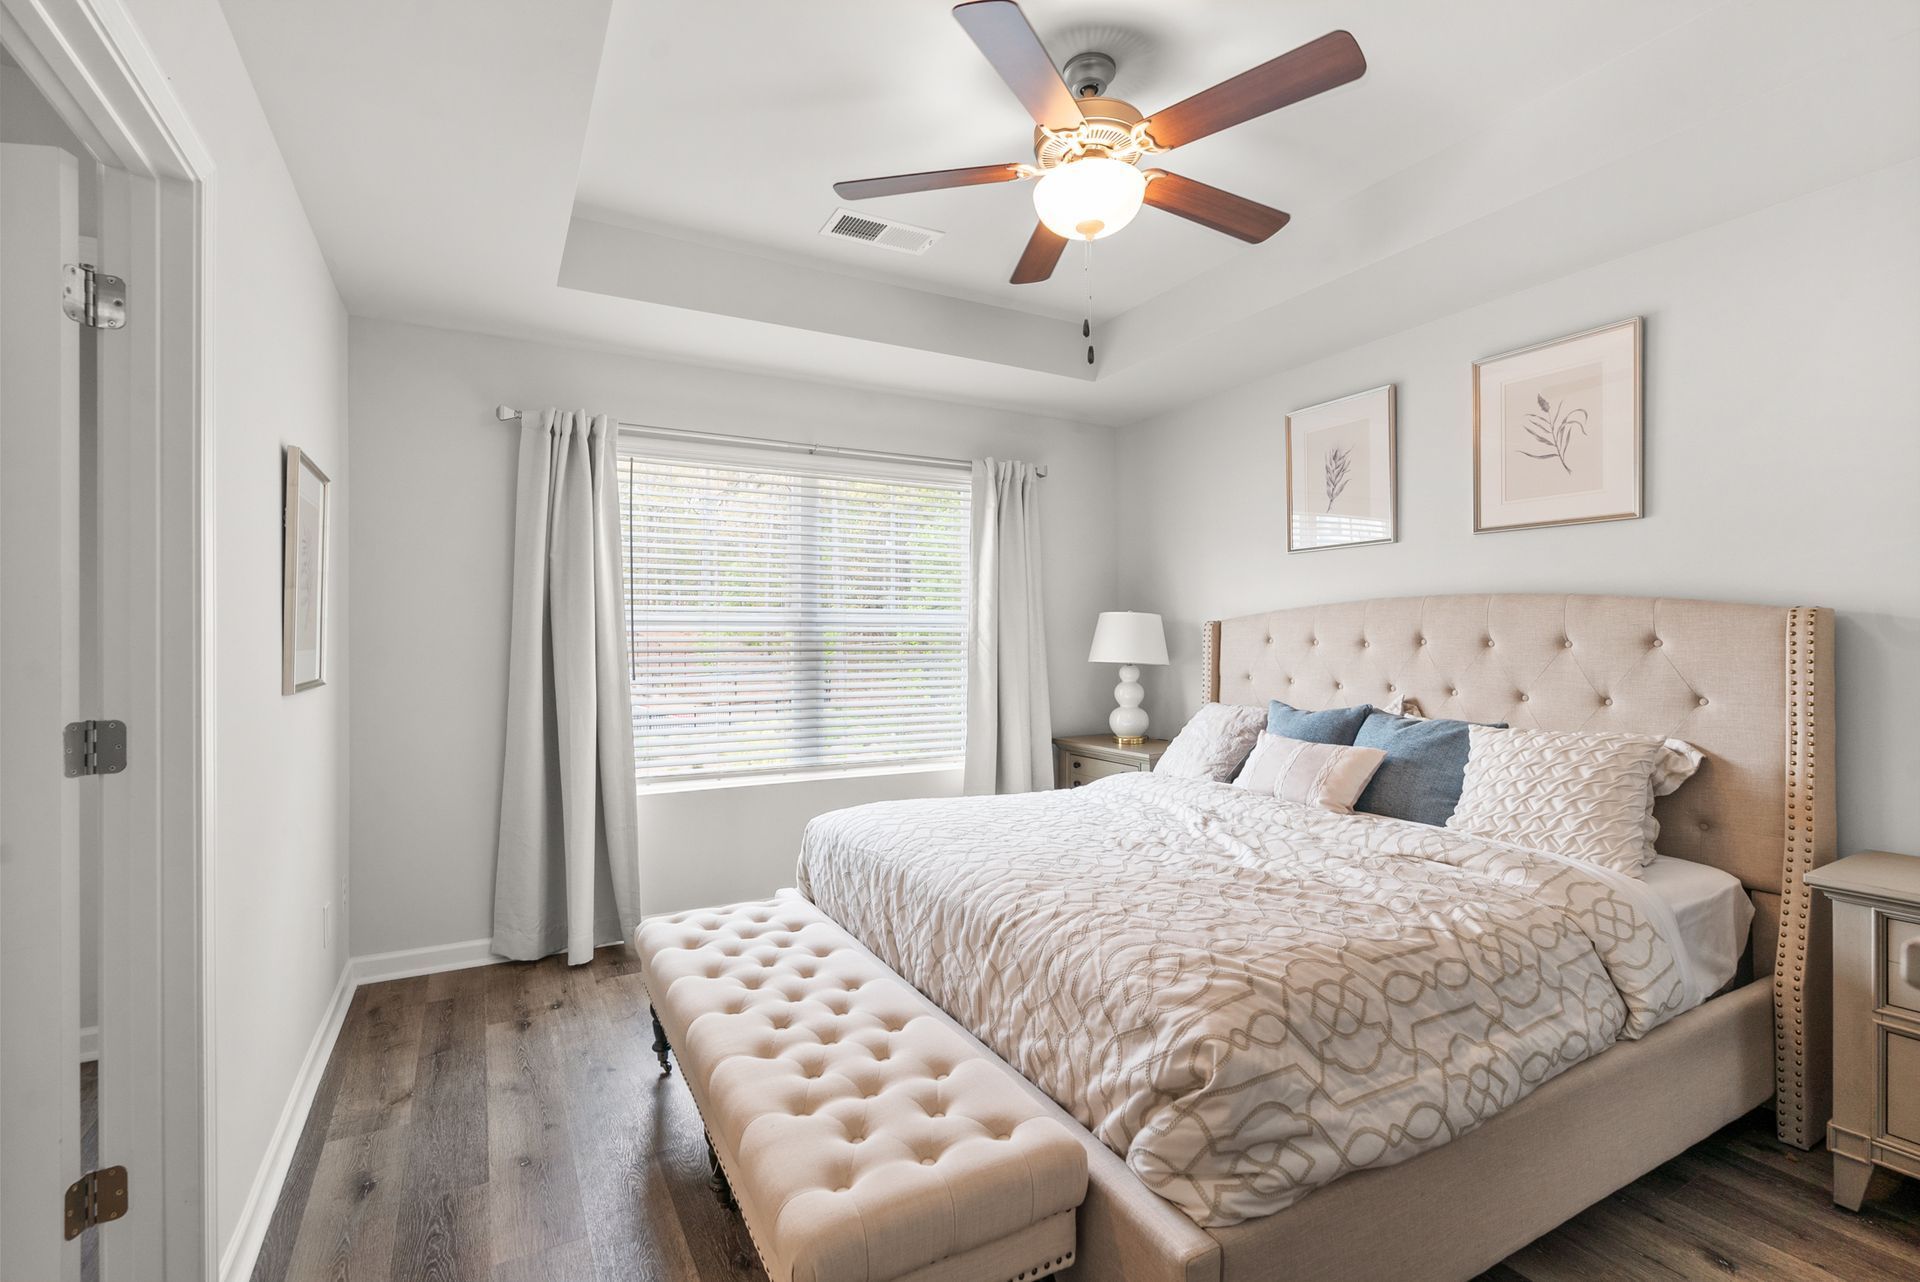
[1200,593,1835,1148]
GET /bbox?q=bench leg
[651,1009,672,1076]
[707,1135,738,1211]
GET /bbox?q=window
[618,442,969,785]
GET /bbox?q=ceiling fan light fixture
[1032,155,1145,242]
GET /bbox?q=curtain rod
[491,404,1045,478]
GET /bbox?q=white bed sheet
[1641,854,1754,1001]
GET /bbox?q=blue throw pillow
[1266,699,1374,746]
[1353,710,1507,826]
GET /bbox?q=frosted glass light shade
[1032,157,1146,242]
[1088,611,1168,665]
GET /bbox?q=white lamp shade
[1032,156,1147,242]
[1088,611,1168,665]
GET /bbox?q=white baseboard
[350,937,501,985]
[218,959,355,1282]
[79,1025,99,1064]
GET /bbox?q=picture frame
[1473,317,1642,533]
[282,446,330,693]
[1285,384,1396,553]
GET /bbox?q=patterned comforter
[795,772,1688,1227]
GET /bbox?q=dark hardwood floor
[253,947,1920,1282]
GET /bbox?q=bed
[795,594,1836,1281]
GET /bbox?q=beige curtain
[493,410,641,963]
[963,459,1053,794]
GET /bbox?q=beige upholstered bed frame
[1199,593,1836,1153]
[998,593,1835,1280]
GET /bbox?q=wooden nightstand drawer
[1064,754,1133,787]
[1887,916,1920,1015]
[1887,1031,1920,1146]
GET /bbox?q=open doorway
[0,2,212,1278]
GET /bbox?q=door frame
[0,2,215,1278]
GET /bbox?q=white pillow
[1154,703,1266,781]
[1446,726,1692,874]
[1232,733,1386,814]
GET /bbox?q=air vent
[819,208,943,255]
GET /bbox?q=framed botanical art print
[1473,317,1642,533]
[282,446,330,693]
[1286,384,1396,552]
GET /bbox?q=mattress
[796,772,1691,1228]
[1642,854,1755,999]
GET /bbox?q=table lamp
[1088,611,1168,745]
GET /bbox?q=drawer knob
[1905,937,1920,986]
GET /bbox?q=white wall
[1115,161,1920,860]
[119,0,351,1257]
[347,319,1115,954]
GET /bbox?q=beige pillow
[1446,726,1682,874]
[1156,703,1267,781]
[1232,733,1386,814]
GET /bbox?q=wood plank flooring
[253,947,1920,1281]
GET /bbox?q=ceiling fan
[833,0,1367,285]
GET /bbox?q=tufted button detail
[1651,638,1663,647]
[1484,638,1495,647]
[1602,697,1614,707]
[1699,821,1711,832]
[1447,688,1458,697]
[1386,684,1396,692]
[1264,635,1272,644]
[1697,697,1709,706]
[1361,639,1371,648]
[1417,637,1428,646]
[1334,682,1343,690]
[1310,637,1319,646]
[1562,638,1573,649]
[921,1157,936,1166]
[1518,693,1529,702]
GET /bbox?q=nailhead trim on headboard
[1201,620,1221,704]
[1774,605,1834,1149]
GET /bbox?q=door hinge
[64,719,128,777]
[61,263,127,330]
[64,1165,129,1239]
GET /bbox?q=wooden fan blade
[1143,31,1365,150]
[953,1,1084,131]
[1010,221,1067,284]
[1142,171,1290,243]
[834,164,1027,201]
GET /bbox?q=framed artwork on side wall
[1285,384,1396,553]
[282,446,330,693]
[1473,316,1642,532]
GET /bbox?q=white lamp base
[1109,664,1148,745]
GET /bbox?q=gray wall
[1115,160,1920,860]
[347,320,1118,954]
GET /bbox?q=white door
[0,140,85,1282]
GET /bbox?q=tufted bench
[636,892,1087,1282]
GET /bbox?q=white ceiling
[219,0,1920,424]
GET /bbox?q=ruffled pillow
[1446,727,1703,874]
[1154,703,1267,781]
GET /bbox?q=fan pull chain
[1082,239,1095,366]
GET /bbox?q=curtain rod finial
[494,404,518,421]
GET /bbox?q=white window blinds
[618,446,970,784]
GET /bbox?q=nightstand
[1052,734,1167,788]
[1805,851,1920,1210]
